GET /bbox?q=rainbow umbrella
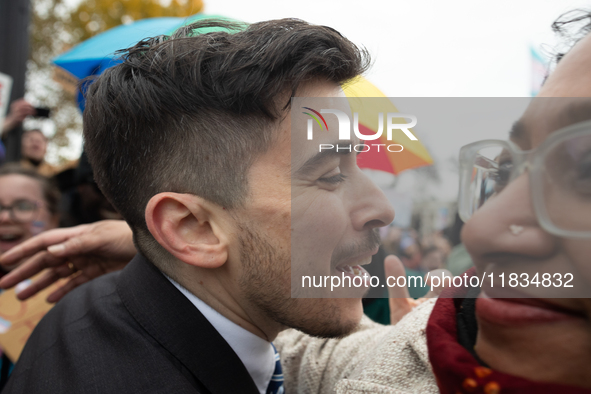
[343,77,433,174]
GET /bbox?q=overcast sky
[204,0,590,97]
[204,0,591,200]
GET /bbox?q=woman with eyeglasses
[0,163,60,390]
[0,164,60,266]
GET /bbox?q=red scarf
[426,268,591,394]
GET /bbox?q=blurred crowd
[382,215,473,280]
[0,98,122,388]
[1,98,120,227]
[362,215,473,324]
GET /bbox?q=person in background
[381,225,403,256]
[1,99,36,167]
[443,213,474,276]
[0,164,60,257]
[361,246,390,324]
[2,99,60,176]
[419,245,445,273]
[19,130,56,177]
[399,232,422,270]
[56,151,121,227]
[397,233,428,298]
[0,163,60,391]
[421,231,451,260]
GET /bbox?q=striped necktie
[266,344,284,394]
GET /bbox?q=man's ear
[145,193,228,269]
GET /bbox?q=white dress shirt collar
[166,276,275,394]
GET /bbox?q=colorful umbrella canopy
[52,13,235,109]
[343,77,433,175]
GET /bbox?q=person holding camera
[1,99,56,176]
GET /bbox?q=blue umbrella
[52,13,237,110]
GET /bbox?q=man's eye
[318,173,348,184]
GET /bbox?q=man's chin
[293,298,364,339]
[304,318,360,339]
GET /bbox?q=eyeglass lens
[0,200,38,223]
[542,133,591,233]
[466,131,591,233]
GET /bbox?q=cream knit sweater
[274,299,439,393]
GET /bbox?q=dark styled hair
[83,18,370,262]
[0,163,60,216]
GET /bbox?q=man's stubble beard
[237,222,360,338]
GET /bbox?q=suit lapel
[117,254,260,394]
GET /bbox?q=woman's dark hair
[0,163,60,216]
[552,9,591,64]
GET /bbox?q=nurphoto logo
[303,107,418,152]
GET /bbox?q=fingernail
[48,244,66,255]
[15,280,31,294]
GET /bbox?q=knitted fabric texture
[275,299,438,393]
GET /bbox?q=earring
[509,225,524,236]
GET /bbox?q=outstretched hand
[384,255,452,325]
[0,220,136,303]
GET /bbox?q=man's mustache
[330,228,381,266]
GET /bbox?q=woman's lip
[0,238,23,253]
[476,294,583,326]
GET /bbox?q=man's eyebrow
[295,143,352,176]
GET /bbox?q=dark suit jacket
[3,254,260,394]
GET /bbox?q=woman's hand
[0,220,136,302]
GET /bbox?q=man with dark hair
[3,19,394,393]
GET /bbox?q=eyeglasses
[0,199,41,223]
[458,119,591,238]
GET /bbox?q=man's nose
[350,172,395,231]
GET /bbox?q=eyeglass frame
[0,199,43,224]
[458,118,591,239]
